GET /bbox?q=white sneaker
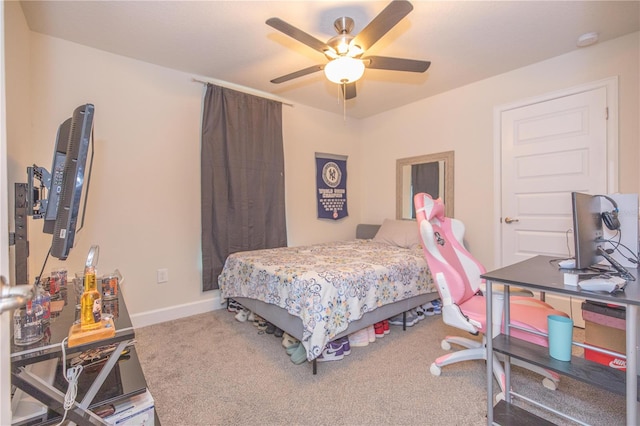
[411,308,424,321]
[281,333,299,349]
[234,308,250,322]
[405,310,417,326]
[349,328,370,347]
[367,325,376,343]
[388,312,416,327]
[388,314,404,326]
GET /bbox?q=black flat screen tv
[42,117,72,235]
[50,103,95,260]
[571,191,603,270]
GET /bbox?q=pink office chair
[414,193,568,398]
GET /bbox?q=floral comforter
[218,239,435,361]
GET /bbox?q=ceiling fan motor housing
[327,17,360,58]
[334,17,354,34]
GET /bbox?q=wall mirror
[396,151,455,220]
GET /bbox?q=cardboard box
[583,342,627,370]
[103,390,155,425]
[582,301,626,370]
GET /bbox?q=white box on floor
[11,358,58,424]
[104,390,154,425]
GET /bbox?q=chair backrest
[414,193,485,306]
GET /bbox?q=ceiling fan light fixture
[323,48,338,59]
[328,34,354,56]
[348,44,364,57]
[324,57,365,84]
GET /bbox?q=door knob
[504,217,519,224]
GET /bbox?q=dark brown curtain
[411,162,439,218]
[201,84,287,291]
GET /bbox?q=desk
[11,284,148,425]
[482,255,639,425]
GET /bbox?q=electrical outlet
[157,268,169,284]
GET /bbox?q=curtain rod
[192,77,294,107]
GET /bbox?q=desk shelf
[13,347,147,426]
[11,284,154,425]
[54,346,148,411]
[492,400,555,426]
[492,334,638,399]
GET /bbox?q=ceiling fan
[266,0,431,100]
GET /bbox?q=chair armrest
[442,304,481,334]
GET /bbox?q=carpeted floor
[134,309,626,426]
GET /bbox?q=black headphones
[596,194,620,231]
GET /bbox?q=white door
[499,79,618,325]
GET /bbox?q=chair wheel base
[430,363,442,376]
[441,340,451,350]
[542,377,557,390]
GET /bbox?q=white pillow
[373,219,420,249]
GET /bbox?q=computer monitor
[571,191,603,270]
[50,103,95,260]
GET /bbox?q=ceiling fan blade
[363,55,430,73]
[341,83,357,100]
[352,0,414,52]
[270,65,325,84]
[266,17,331,54]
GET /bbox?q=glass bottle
[80,265,102,331]
[14,300,44,346]
[34,281,51,324]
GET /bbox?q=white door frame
[492,77,619,268]
[1,3,12,423]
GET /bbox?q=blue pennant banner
[315,153,348,220]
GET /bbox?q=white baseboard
[130,292,226,329]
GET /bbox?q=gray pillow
[373,219,420,249]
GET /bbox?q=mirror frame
[396,151,455,219]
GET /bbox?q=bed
[218,219,439,372]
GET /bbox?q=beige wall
[5,5,362,323]
[4,1,638,322]
[283,103,363,247]
[360,32,640,270]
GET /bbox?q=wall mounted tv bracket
[10,165,55,285]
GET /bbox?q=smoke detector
[577,32,599,47]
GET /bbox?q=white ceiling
[19,1,640,119]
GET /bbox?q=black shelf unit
[491,334,640,425]
[492,334,637,399]
[492,400,555,426]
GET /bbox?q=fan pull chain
[342,83,347,121]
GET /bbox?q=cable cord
[55,337,83,426]
[565,229,573,257]
[602,232,639,264]
[35,247,52,286]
